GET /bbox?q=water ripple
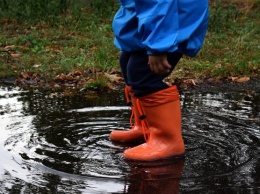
[0,86,259,193]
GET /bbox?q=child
[110,0,209,161]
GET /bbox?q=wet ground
[0,79,260,194]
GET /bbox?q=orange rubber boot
[110,86,144,142]
[123,86,185,161]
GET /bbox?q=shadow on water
[0,83,259,194]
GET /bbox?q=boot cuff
[139,86,180,107]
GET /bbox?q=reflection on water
[0,85,259,194]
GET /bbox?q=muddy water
[0,84,259,194]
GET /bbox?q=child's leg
[119,51,131,85]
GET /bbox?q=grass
[0,0,259,90]
[172,0,260,80]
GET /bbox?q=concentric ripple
[0,86,259,193]
[180,91,260,193]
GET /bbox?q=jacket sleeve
[135,0,179,55]
[135,0,209,56]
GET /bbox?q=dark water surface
[0,83,259,194]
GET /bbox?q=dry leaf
[90,46,98,50]
[231,77,238,81]
[216,63,222,68]
[105,73,122,83]
[33,64,41,68]
[10,53,21,58]
[4,45,16,50]
[233,77,250,83]
[11,65,18,70]
[183,79,197,86]
[21,72,34,79]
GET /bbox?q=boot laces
[125,86,134,127]
[136,98,150,142]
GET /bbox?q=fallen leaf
[231,77,238,81]
[33,64,41,68]
[4,45,16,50]
[2,18,11,25]
[233,77,250,83]
[216,63,222,68]
[20,72,35,79]
[69,70,84,76]
[183,79,197,86]
[11,65,18,70]
[10,53,21,58]
[235,77,250,82]
[105,73,122,83]
[90,46,98,50]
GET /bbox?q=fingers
[149,62,170,75]
[148,55,171,75]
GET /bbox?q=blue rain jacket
[112,0,209,57]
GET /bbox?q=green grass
[0,0,259,90]
[172,0,260,80]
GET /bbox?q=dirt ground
[176,78,260,94]
[1,76,260,95]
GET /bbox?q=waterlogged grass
[0,0,259,90]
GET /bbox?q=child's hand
[148,54,171,75]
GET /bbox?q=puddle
[0,84,259,193]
